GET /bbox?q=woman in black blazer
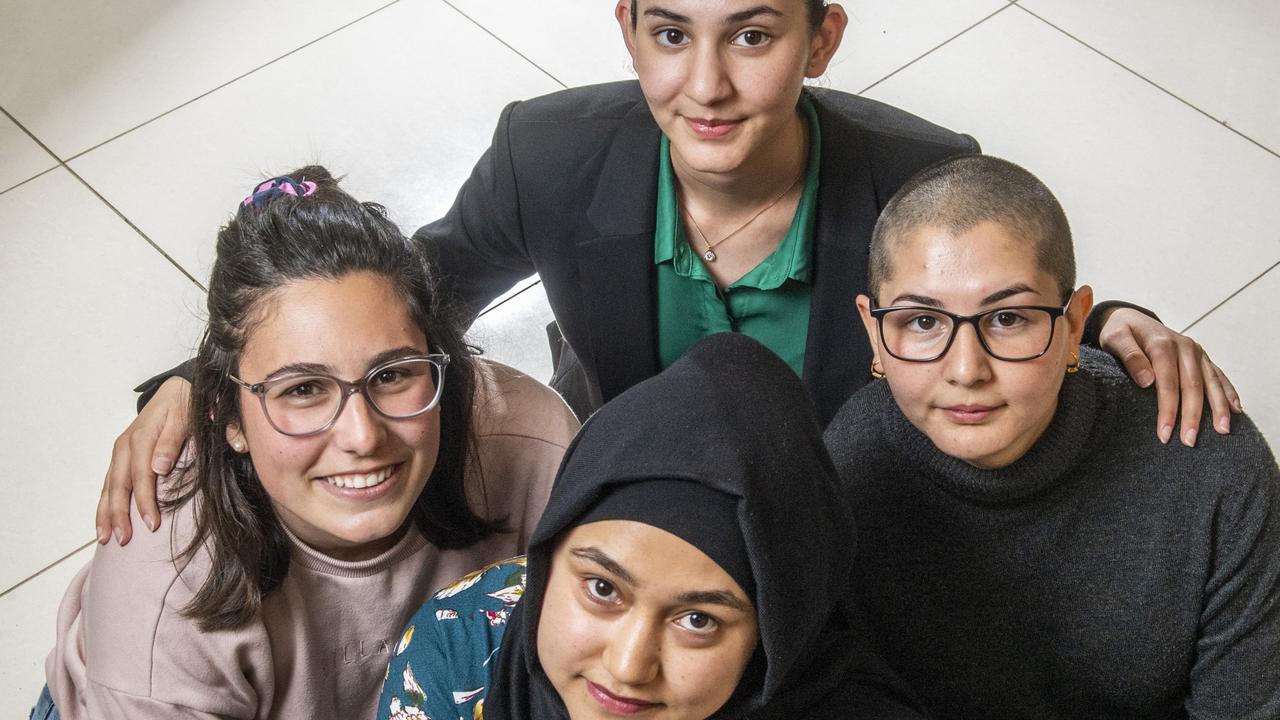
[99,0,1239,543]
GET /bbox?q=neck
[672,107,808,216]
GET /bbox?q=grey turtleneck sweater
[825,349,1280,719]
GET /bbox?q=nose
[684,42,733,107]
[331,390,386,455]
[943,321,994,386]
[602,613,661,687]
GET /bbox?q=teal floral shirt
[378,558,527,720]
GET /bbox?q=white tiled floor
[2,1,1277,714]
[0,111,55,193]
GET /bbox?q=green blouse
[653,96,821,376]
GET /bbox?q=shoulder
[466,359,579,539]
[496,81,654,183]
[82,499,205,679]
[807,87,979,155]
[824,379,899,473]
[1082,348,1279,505]
[56,499,269,712]
[472,358,580,448]
[429,556,528,606]
[380,558,527,720]
[505,81,647,125]
[392,556,526,663]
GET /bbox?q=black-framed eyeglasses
[230,354,450,437]
[869,302,1069,362]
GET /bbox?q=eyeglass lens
[880,307,1056,361]
[262,358,444,435]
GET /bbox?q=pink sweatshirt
[46,361,578,719]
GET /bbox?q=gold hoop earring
[870,359,886,380]
[1066,351,1080,374]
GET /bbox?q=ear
[806,3,848,78]
[1065,285,1094,347]
[855,294,882,363]
[225,423,249,454]
[615,1,638,61]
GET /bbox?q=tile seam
[857,3,1016,96]
[0,105,205,289]
[0,104,62,196]
[478,278,543,318]
[0,540,95,601]
[63,0,406,163]
[1014,4,1280,160]
[1181,260,1280,334]
[438,0,569,91]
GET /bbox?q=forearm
[1082,300,1159,348]
[133,359,195,412]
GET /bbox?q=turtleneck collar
[879,368,1102,504]
[280,521,429,578]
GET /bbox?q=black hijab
[485,333,923,720]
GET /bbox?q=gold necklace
[683,169,805,263]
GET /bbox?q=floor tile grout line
[0,106,206,290]
[439,0,568,91]
[0,103,64,195]
[0,540,96,601]
[477,278,542,318]
[1180,260,1280,334]
[63,0,406,164]
[0,164,58,197]
[857,3,1015,96]
[1014,4,1280,161]
[65,164,209,292]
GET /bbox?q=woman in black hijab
[377,332,921,720]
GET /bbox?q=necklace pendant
[703,249,717,262]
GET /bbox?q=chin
[931,428,1018,469]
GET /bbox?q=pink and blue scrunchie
[239,176,317,212]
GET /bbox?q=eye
[583,577,620,604]
[911,315,936,331]
[280,379,328,401]
[655,28,688,48]
[674,611,719,635]
[731,29,770,47]
[904,313,945,332]
[370,367,409,387]
[991,310,1028,329]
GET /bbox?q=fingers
[96,377,194,544]
[95,473,113,544]
[140,402,192,532]
[103,430,141,545]
[1202,357,1239,435]
[1174,338,1206,447]
[1143,334,1182,445]
[1112,331,1157,391]
[1220,365,1243,414]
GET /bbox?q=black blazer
[418,81,979,425]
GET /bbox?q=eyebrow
[643,5,783,25]
[571,547,637,586]
[888,284,1041,309]
[571,547,750,612]
[262,345,425,381]
[677,589,751,612]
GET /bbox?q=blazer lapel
[580,102,664,403]
[804,96,880,426]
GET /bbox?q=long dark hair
[166,165,499,630]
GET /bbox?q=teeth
[325,466,393,489]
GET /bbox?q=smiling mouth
[684,116,740,138]
[321,464,398,489]
[586,681,659,714]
